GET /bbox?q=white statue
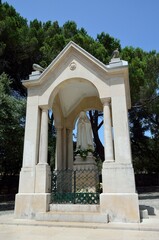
[76,111,94,151]
[33,63,44,72]
[111,48,119,59]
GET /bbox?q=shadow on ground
[0,202,14,211]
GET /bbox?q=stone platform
[0,211,159,240]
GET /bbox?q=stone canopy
[23,41,131,123]
[15,41,140,223]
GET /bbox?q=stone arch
[49,77,102,128]
[48,77,103,110]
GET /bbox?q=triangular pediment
[44,40,109,76]
[22,41,131,110]
[23,41,110,88]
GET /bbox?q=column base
[14,193,51,219]
[100,193,140,223]
[102,163,136,193]
[100,162,140,222]
[18,167,35,193]
[35,164,51,193]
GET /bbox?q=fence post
[74,170,76,204]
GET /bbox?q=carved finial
[33,63,44,72]
[111,48,119,59]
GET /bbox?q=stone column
[39,108,48,165]
[63,127,67,169]
[103,99,114,163]
[35,107,51,193]
[100,98,139,223]
[18,102,40,193]
[111,96,132,163]
[55,127,63,170]
[16,106,51,219]
[67,128,73,169]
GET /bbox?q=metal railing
[51,169,100,204]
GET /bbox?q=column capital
[55,126,63,131]
[40,105,49,111]
[66,126,73,131]
[101,97,111,105]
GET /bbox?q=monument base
[14,164,51,219]
[14,193,50,219]
[100,193,140,223]
[101,162,140,222]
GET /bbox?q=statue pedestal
[74,153,97,170]
[73,153,98,193]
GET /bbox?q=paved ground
[0,192,159,240]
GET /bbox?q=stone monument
[14,41,140,223]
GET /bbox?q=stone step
[49,204,100,212]
[36,211,108,223]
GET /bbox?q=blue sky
[4,0,159,52]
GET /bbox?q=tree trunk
[89,110,104,161]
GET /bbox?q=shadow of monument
[139,204,156,215]
[139,195,159,200]
[0,201,15,211]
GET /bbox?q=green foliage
[1,2,159,174]
[63,21,78,38]
[48,111,56,170]
[121,48,159,173]
[0,73,26,175]
[0,3,120,95]
[97,32,121,61]
[75,148,94,160]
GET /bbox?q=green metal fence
[51,169,100,204]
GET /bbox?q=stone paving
[0,211,159,240]
[0,223,159,240]
[0,192,159,240]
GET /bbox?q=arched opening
[49,78,103,204]
[49,78,102,168]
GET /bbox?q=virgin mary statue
[76,111,94,151]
